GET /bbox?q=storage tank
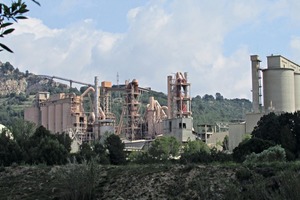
[295,73,300,111]
[263,68,295,113]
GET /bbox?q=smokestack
[250,55,262,113]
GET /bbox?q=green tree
[222,135,229,151]
[35,137,68,165]
[243,145,286,164]
[0,130,22,166]
[182,139,210,155]
[252,112,300,160]
[180,139,211,163]
[10,119,36,144]
[94,142,110,164]
[55,132,72,153]
[26,126,68,165]
[148,136,181,160]
[105,134,126,165]
[252,112,281,142]
[0,0,40,52]
[78,142,96,163]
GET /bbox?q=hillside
[0,61,252,128]
[1,162,300,200]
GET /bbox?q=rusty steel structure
[167,72,192,118]
[121,79,142,140]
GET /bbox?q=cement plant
[24,72,195,152]
[22,54,300,153]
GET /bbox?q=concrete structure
[163,72,195,142]
[197,123,229,149]
[24,77,116,145]
[263,55,300,113]
[245,54,300,133]
[250,55,262,113]
[229,54,300,151]
[163,117,195,141]
[263,68,295,113]
[25,92,89,134]
[228,122,246,151]
[25,71,197,151]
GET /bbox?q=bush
[0,132,23,166]
[52,161,100,199]
[180,150,212,164]
[232,137,275,162]
[236,167,252,181]
[243,145,286,165]
[210,148,233,163]
[128,151,156,164]
[148,136,181,161]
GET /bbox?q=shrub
[52,161,100,199]
[128,151,156,164]
[210,147,233,163]
[236,167,252,181]
[243,145,286,165]
[148,136,181,161]
[232,137,275,162]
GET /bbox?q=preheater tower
[164,72,195,142]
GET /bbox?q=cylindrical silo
[55,104,62,133]
[263,68,295,113]
[41,106,48,129]
[62,102,71,131]
[295,73,300,111]
[48,104,55,133]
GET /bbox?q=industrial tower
[163,72,195,142]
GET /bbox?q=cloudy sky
[2,0,300,100]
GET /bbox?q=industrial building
[24,72,196,151]
[229,54,300,150]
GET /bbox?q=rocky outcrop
[0,78,27,96]
[0,61,69,96]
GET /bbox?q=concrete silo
[263,68,295,113]
[55,103,62,133]
[48,104,55,132]
[294,72,300,111]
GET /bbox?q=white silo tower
[263,68,295,113]
[294,72,300,111]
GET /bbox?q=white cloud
[2,0,300,100]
